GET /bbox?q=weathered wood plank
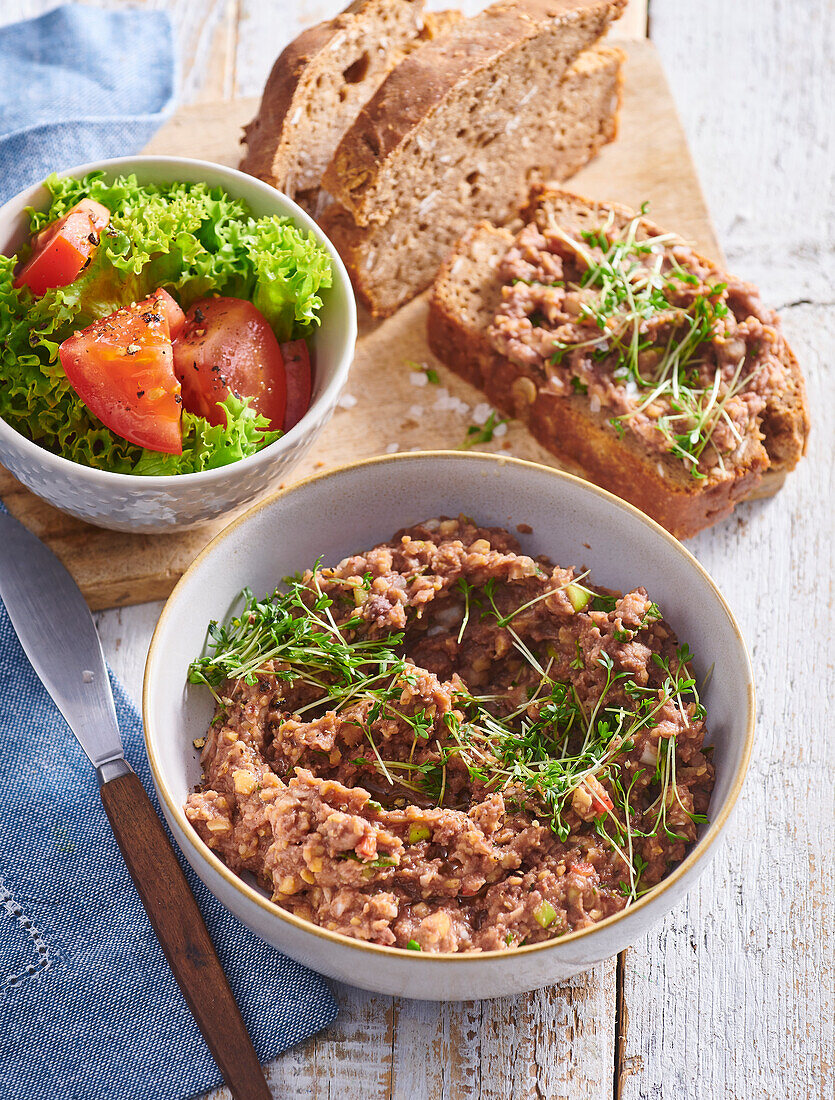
[299,982,395,1100]
[389,999,482,1098]
[95,600,166,701]
[649,0,834,304]
[393,961,617,1100]
[617,3,835,1092]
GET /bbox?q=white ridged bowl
[0,156,356,532]
[143,452,755,1000]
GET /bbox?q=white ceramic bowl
[0,156,356,532]
[143,452,754,1000]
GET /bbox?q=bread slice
[320,41,624,316]
[427,193,809,539]
[240,0,427,212]
[324,0,626,227]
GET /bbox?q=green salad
[0,172,333,474]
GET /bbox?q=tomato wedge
[279,339,313,431]
[172,297,287,430]
[15,199,110,296]
[59,289,183,454]
[156,287,186,340]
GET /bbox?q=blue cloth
[0,5,177,204]
[0,537,338,1097]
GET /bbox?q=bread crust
[240,0,425,195]
[241,22,345,185]
[323,0,627,226]
[427,212,809,539]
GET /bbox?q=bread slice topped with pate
[240,0,429,213]
[428,187,809,538]
[319,0,627,316]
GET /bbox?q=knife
[0,512,272,1100]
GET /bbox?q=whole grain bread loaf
[321,43,623,316]
[240,0,427,212]
[427,190,809,538]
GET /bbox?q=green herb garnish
[190,558,708,908]
[407,360,440,384]
[544,206,758,477]
[459,411,509,450]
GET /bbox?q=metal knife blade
[0,512,129,782]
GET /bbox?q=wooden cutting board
[0,40,721,610]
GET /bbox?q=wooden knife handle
[100,771,272,1100]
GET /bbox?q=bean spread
[185,519,714,953]
[489,207,793,480]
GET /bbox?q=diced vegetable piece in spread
[408,824,432,844]
[533,901,557,929]
[566,583,591,612]
[572,777,615,821]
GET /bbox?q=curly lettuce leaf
[248,219,333,341]
[26,172,332,335]
[133,395,280,476]
[1,172,331,474]
[0,252,138,472]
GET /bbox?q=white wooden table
[4,2,833,1096]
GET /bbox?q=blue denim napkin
[0,4,177,204]
[0,538,338,1098]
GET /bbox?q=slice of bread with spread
[321,43,624,317]
[427,188,809,538]
[240,0,428,213]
